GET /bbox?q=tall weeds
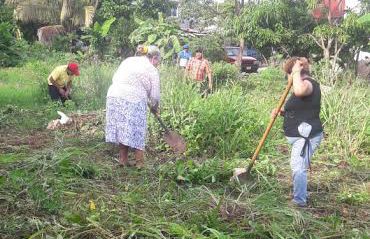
[154,66,262,158]
[321,83,369,160]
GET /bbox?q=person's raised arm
[291,60,313,97]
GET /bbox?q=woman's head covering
[135,44,148,56]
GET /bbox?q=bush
[189,34,225,62]
[52,33,76,52]
[0,22,20,67]
[211,62,239,88]
[0,5,22,67]
[152,66,263,159]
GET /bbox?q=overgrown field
[0,59,369,238]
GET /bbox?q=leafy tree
[130,13,185,60]
[309,6,369,62]
[306,0,361,61]
[0,4,21,66]
[95,0,175,57]
[224,0,315,59]
[224,0,246,68]
[189,33,225,62]
[82,17,116,59]
[177,0,223,31]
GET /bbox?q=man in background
[186,48,212,95]
[177,44,192,68]
[47,63,80,103]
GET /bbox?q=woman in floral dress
[105,46,161,168]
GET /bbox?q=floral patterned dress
[105,56,160,150]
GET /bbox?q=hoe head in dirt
[231,78,293,183]
[163,129,186,154]
[152,112,186,154]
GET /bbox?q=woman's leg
[287,133,323,206]
[134,149,144,168]
[288,137,308,206]
[119,144,129,166]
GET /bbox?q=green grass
[0,59,369,238]
[0,67,44,107]
[0,153,27,164]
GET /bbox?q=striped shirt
[186,57,211,81]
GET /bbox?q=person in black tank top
[272,57,324,207]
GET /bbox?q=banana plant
[82,17,116,58]
[130,13,185,60]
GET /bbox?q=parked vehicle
[224,46,261,72]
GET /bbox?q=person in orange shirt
[186,49,212,95]
[47,63,80,103]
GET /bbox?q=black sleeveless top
[283,78,323,137]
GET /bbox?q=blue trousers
[286,132,323,206]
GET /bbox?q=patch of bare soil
[0,130,51,153]
[0,111,106,154]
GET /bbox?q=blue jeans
[286,132,323,206]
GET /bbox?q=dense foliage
[0,5,21,66]
[130,13,184,60]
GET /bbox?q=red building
[312,0,346,20]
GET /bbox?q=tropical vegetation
[0,0,369,238]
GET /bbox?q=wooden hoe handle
[245,76,293,174]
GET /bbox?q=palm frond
[84,6,95,27]
[15,4,60,24]
[5,0,61,6]
[6,0,95,27]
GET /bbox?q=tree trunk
[235,0,245,70]
[327,0,332,24]
[237,38,244,70]
[91,0,99,24]
[323,47,330,60]
[60,0,73,31]
[235,0,240,14]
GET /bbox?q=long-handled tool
[151,112,186,154]
[232,76,293,182]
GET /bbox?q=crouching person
[47,63,80,103]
